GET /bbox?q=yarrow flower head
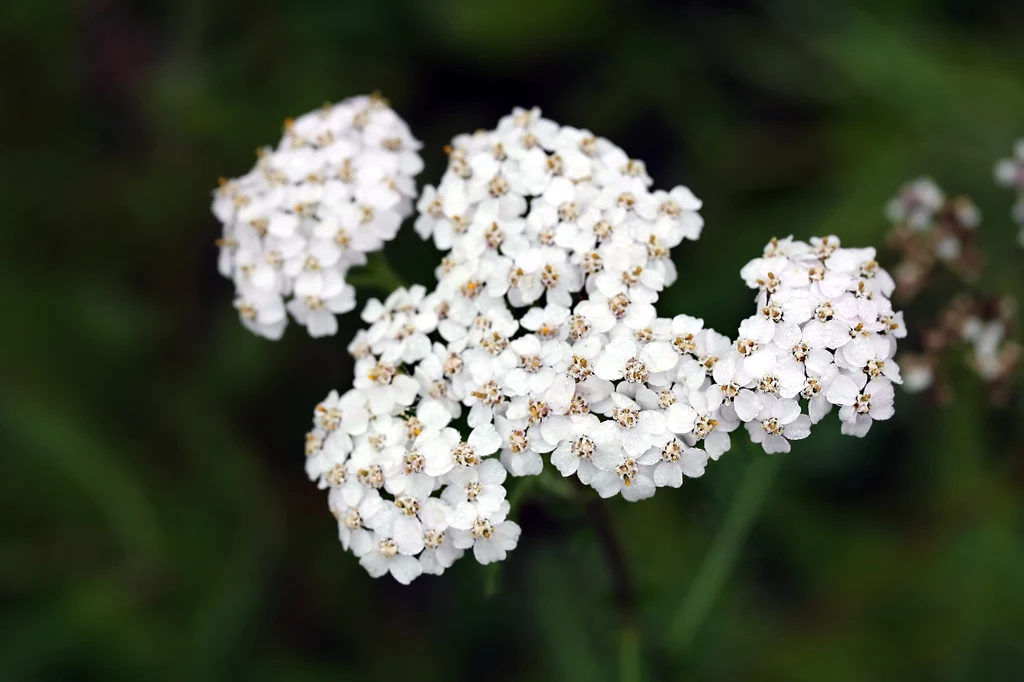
[299,107,904,584]
[212,94,423,339]
[730,235,905,442]
[303,107,718,582]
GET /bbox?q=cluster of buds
[994,139,1024,248]
[300,109,906,583]
[884,178,982,300]
[212,94,423,339]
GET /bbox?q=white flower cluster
[993,139,1024,248]
[301,108,709,583]
[211,94,423,339]
[301,109,905,584]
[735,236,905,443]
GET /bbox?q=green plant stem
[668,454,782,650]
[572,480,642,682]
[619,626,641,682]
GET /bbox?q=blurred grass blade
[668,455,781,650]
[0,394,163,563]
[619,625,641,682]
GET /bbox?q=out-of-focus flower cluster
[885,178,982,300]
[994,139,1024,248]
[885,164,1022,403]
[301,108,905,584]
[900,295,1020,404]
[212,94,423,339]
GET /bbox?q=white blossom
[638,438,708,488]
[213,94,422,338]
[744,395,812,454]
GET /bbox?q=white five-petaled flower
[594,336,678,384]
[637,438,708,488]
[744,395,812,454]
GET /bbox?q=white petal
[733,391,763,422]
[640,341,679,373]
[469,424,501,455]
[654,462,683,488]
[784,415,812,440]
[389,554,423,585]
[394,516,425,555]
[825,374,859,406]
[665,404,697,434]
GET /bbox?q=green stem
[619,626,641,682]
[667,454,782,650]
[573,480,643,682]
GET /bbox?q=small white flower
[593,336,678,383]
[687,386,735,460]
[355,530,424,585]
[550,414,605,482]
[444,459,509,528]
[233,289,287,340]
[422,423,501,476]
[638,438,708,488]
[352,357,419,415]
[594,391,669,458]
[745,395,811,454]
[454,518,522,565]
[418,527,463,576]
[590,444,657,502]
[837,378,895,437]
[506,412,557,469]
[838,335,902,386]
[329,486,385,551]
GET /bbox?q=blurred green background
[3,0,1024,680]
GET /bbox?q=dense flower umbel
[212,94,423,339]
[884,168,1021,401]
[302,108,904,583]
